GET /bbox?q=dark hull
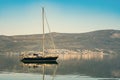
[21,60,58,64]
[21,56,58,63]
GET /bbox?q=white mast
[42,7,45,56]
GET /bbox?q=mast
[42,7,45,56]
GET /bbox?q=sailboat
[21,7,58,63]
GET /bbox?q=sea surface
[0,53,120,80]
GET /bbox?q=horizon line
[1,29,119,36]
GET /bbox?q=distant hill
[0,30,120,54]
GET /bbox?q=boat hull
[21,56,58,63]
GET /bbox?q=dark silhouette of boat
[21,56,58,63]
[20,7,58,62]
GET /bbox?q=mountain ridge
[0,29,120,54]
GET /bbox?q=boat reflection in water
[21,60,58,68]
[21,60,58,80]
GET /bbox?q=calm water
[0,53,120,80]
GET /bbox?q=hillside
[0,30,120,54]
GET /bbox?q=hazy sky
[0,0,120,35]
